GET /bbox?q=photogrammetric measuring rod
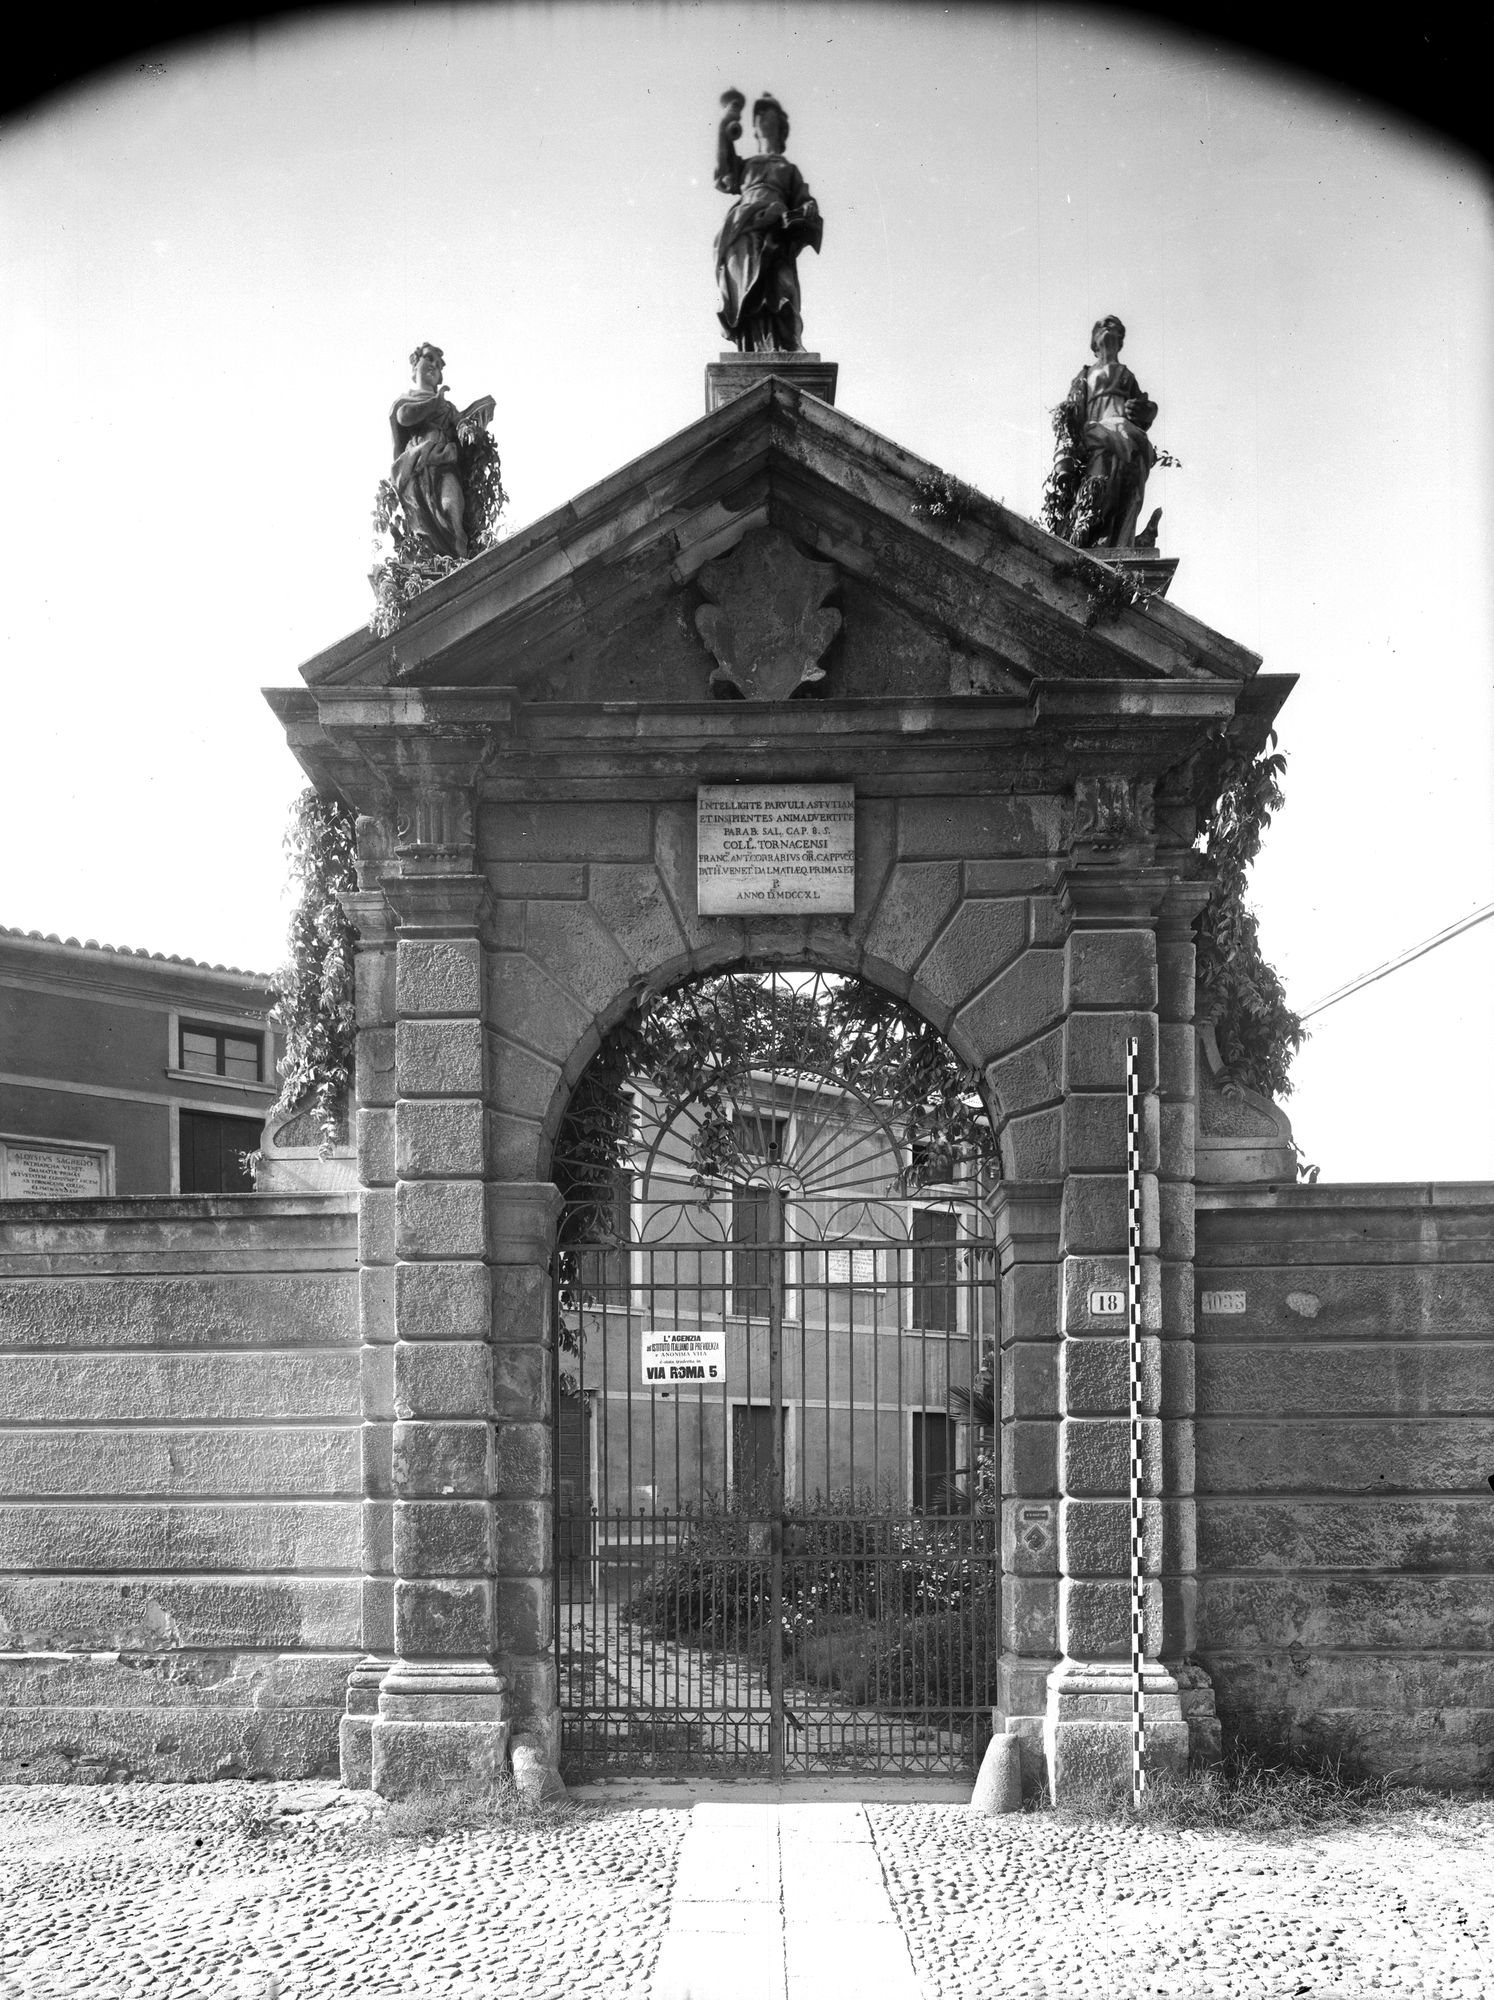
[1126,1034,1146,1805]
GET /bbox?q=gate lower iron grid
[555,1230,999,1778]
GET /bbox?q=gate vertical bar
[767,1183,785,1780]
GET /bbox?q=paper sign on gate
[641,1328,727,1387]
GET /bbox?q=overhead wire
[1299,900,1494,1021]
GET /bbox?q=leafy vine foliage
[269,789,358,1151]
[368,428,507,639]
[1192,733,1305,1102]
[910,469,981,528]
[553,972,997,1254]
[1041,394,1095,544]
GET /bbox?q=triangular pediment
[295,377,1262,701]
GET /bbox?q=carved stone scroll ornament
[694,526,842,701]
[1073,774,1156,851]
[393,787,476,861]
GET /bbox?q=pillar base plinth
[370,1659,511,1801]
[1170,1658,1222,1765]
[1044,1659,1189,1803]
[339,1655,393,1790]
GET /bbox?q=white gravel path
[0,1782,1490,1999]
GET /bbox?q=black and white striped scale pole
[1126,1034,1146,1806]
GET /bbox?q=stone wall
[0,1195,359,1781]
[1194,1181,1494,1787]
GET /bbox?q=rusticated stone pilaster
[488,1179,564,1774]
[338,885,398,1789]
[1045,858,1190,1799]
[992,1180,1061,1796]
[368,797,511,1800]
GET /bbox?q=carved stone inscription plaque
[698,785,854,915]
[1,1142,107,1199]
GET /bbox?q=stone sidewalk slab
[652,1932,788,2000]
[669,1901,784,1937]
[783,1920,923,2000]
[651,1799,924,2000]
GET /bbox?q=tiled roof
[0,924,273,984]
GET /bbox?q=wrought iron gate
[552,977,1001,1777]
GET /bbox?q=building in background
[563,1078,993,1530]
[0,927,279,1196]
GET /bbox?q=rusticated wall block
[393,1579,491,1658]
[1059,1415,1162,1496]
[396,1100,485,1180]
[1065,930,1157,1012]
[391,1420,489,1496]
[1064,1012,1157,1093]
[396,939,482,1018]
[1002,1576,1059,1653]
[393,1341,491,1422]
[395,1019,484,1099]
[394,1262,490,1342]
[393,1500,492,1577]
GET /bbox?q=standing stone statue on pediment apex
[714,89,823,352]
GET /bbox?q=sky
[1,2,1490,1182]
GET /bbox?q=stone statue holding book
[389,344,496,561]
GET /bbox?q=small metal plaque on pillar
[697,784,855,916]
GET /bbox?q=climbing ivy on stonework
[911,469,984,528]
[368,427,507,639]
[1052,556,1153,628]
[268,789,358,1151]
[1193,733,1306,1104]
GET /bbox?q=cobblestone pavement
[0,1781,684,1999]
[868,1800,1494,2000]
[0,1782,1491,1999]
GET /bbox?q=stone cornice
[1058,866,1176,927]
[383,876,490,937]
[268,678,1282,814]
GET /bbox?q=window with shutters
[911,1207,959,1331]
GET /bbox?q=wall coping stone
[1197,1182,1494,1215]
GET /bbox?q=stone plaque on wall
[0,1141,107,1198]
[697,784,855,916]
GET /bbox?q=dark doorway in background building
[179,1110,262,1194]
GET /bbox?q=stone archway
[268,375,1290,1801]
[546,963,1003,1778]
[281,698,1222,1803]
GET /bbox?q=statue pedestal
[1091,547,1179,601]
[707,352,838,413]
